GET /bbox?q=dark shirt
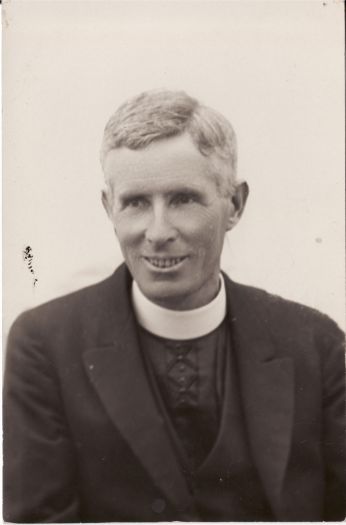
[138,321,227,470]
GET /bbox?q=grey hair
[100,89,238,196]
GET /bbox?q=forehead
[103,133,218,193]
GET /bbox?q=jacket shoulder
[8,264,131,344]
[12,275,113,327]
[226,275,344,340]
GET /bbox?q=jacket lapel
[224,275,295,516]
[83,265,193,515]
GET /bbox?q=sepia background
[3,0,345,338]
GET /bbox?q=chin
[140,281,190,308]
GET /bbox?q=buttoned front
[139,322,227,470]
[139,319,274,521]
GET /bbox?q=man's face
[102,133,243,310]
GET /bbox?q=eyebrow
[117,191,149,203]
[117,185,205,201]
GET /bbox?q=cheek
[182,209,227,246]
[112,213,144,246]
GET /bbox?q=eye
[171,193,197,206]
[124,197,149,209]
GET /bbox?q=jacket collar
[83,264,294,518]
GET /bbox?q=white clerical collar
[131,275,226,340]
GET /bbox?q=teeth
[146,257,185,268]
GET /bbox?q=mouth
[143,256,187,270]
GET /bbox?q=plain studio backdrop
[3,0,345,339]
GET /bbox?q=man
[4,89,345,522]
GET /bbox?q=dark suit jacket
[3,263,346,522]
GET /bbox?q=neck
[131,274,227,340]
[151,273,221,311]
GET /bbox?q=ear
[226,181,249,231]
[101,186,113,220]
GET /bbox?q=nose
[145,204,177,246]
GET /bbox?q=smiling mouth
[144,256,187,269]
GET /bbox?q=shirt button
[152,498,166,514]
